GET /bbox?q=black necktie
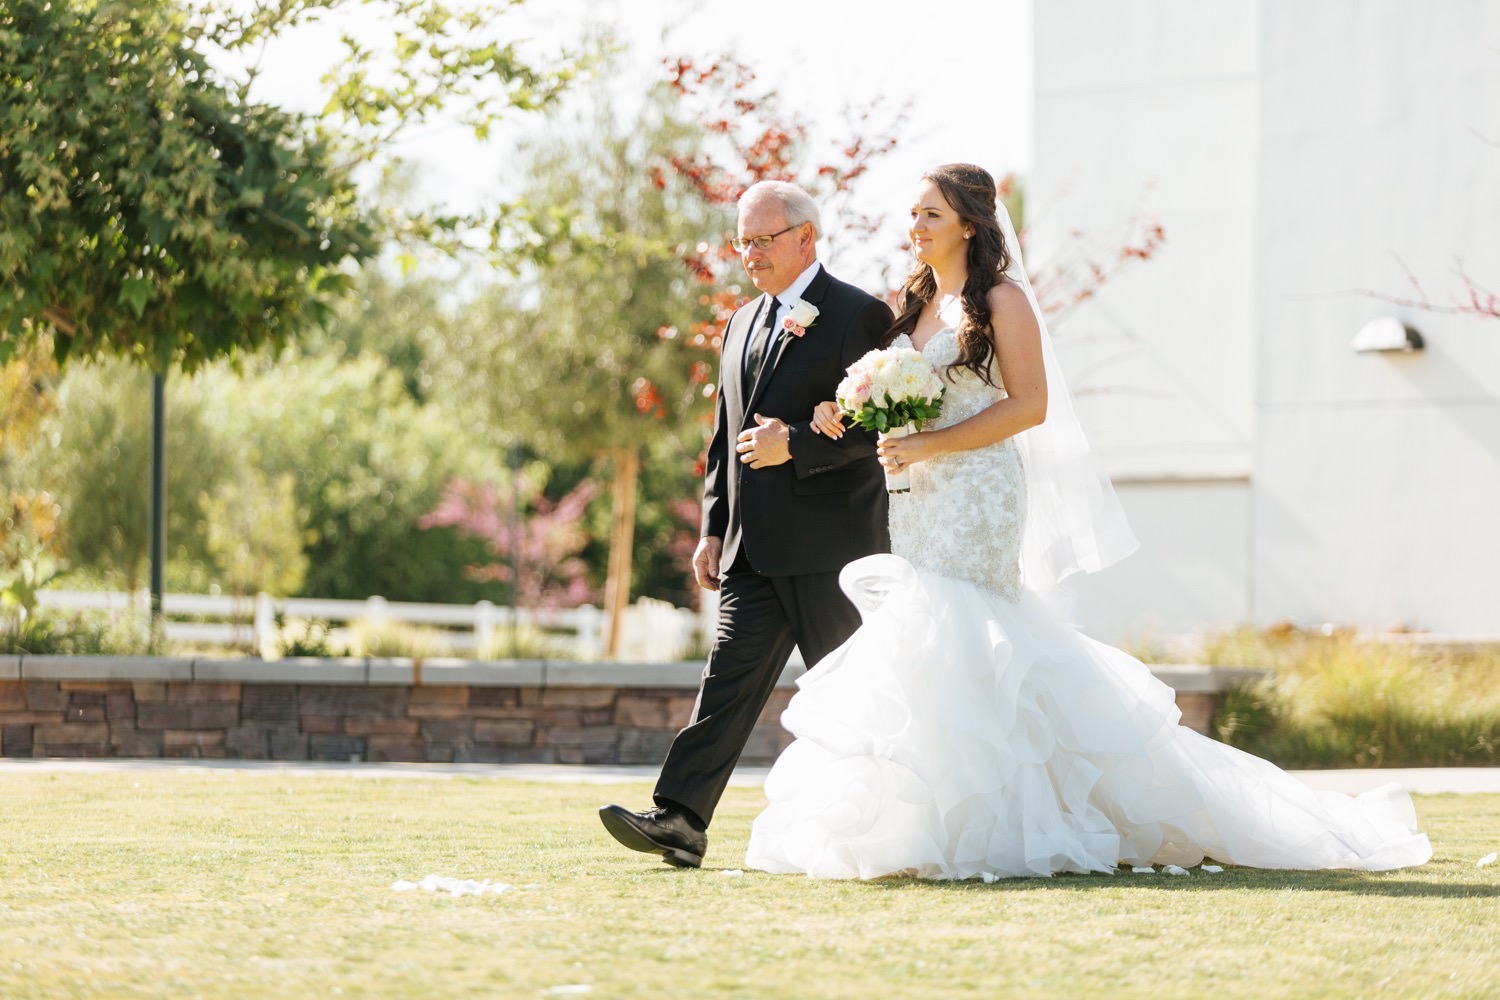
[742,297,779,396]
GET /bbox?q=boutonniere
[782,299,819,338]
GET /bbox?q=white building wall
[1030,0,1260,481]
[1252,0,1500,633]
[1032,0,1262,640]
[1033,0,1500,641]
[1067,479,1252,645]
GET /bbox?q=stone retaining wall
[0,656,1263,765]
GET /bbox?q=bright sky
[238,0,1033,287]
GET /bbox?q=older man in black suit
[600,181,893,867]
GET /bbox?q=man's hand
[692,535,724,592]
[735,413,792,468]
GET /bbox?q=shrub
[1,609,154,656]
[1207,627,1500,767]
[270,617,350,659]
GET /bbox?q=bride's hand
[878,429,938,472]
[810,400,845,438]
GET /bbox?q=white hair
[738,181,823,239]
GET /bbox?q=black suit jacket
[701,265,893,577]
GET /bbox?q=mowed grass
[0,768,1497,999]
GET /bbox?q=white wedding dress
[745,328,1431,879]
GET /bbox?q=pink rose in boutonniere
[781,299,819,338]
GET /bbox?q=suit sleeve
[700,350,732,539]
[787,295,894,478]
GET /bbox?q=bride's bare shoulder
[986,280,1038,341]
[986,279,1029,314]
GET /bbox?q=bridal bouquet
[835,346,945,492]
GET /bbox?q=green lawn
[0,769,1496,999]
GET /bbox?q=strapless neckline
[901,326,956,357]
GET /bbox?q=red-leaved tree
[646,54,906,478]
[1366,259,1500,323]
[648,58,1167,459]
[418,476,601,610]
[639,56,1171,611]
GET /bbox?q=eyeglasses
[730,224,801,253]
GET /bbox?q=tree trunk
[601,445,640,657]
[41,306,76,336]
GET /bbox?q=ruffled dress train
[745,555,1431,879]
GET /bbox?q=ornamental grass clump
[1208,627,1500,767]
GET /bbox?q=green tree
[14,341,511,602]
[19,360,237,592]
[0,338,59,456]
[1,339,67,636]
[429,76,726,648]
[0,0,576,370]
[180,349,505,601]
[298,266,457,407]
[2,0,578,617]
[0,0,370,369]
[198,469,309,598]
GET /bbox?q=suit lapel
[799,264,832,308]
[722,301,760,426]
[747,265,828,415]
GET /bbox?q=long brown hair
[886,163,1013,387]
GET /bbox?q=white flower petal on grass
[396,874,514,897]
[1162,865,1190,876]
[719,869,744,878]
[1201,865,1224,874]
[980,872,999,884]
[1131,866,1155,874]
[1478,852,1497,868]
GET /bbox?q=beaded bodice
[887,328,1025,602]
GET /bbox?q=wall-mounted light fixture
[1352,316,1424,353]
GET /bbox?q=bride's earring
[963,230,973,239]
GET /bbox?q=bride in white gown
[744,164,1431,879]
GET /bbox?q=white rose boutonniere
[782,299,819,338]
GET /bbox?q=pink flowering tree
[419,476,601,611]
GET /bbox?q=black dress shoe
[598,804,707,868]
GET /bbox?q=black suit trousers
[652,558,861,827]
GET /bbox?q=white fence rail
[33,589,708,661]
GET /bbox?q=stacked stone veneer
[0,656,1262,764]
